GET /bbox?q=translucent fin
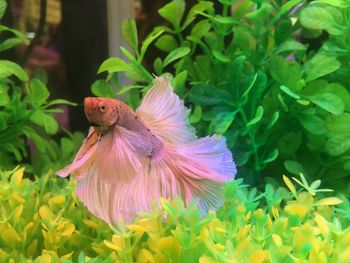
[163,136,236,212]
[75,135,236,224]
[136,77,196,143]
[75,157,182,224]
[56,128,99,178]
[94,126,152,184]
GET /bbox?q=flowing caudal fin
[75,157,182,224]
[136,76,196,143]
[56,128,99,178]
[74,135,235,224]
[163,135,236,212]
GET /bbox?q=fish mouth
[89,122,101,127]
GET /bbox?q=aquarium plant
[94,0,350,195]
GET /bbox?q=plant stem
[239,107,261,176]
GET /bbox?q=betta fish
[57,77,236,224]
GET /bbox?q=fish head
[84,97,119,132]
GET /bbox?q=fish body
[84,97,163,157]
[57,77,236,224]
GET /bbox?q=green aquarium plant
[0,0,82,173]
[94,0,350,194]
[0,166,349,262]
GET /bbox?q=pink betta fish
[57,77,236,224]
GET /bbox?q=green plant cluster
[0,166,350,262]
[0,0,83,174]
[94,0,350,193]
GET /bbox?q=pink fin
[94,126,152,184]
[163,136,236,212]
[136,77,196,143]
[75,135,236,224]
[75,158,182,224]
[56,128,98,178]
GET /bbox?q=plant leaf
[158,0,185,28]
[283,175,297,197]
[300,6,343,35]
[91,80,115,98]
[121,19,138,52]
[325,133,350,156]
[163,47,191,67]
[0,0,6,20]
[155,34,178,52]
[314,197,343,206]
[0,60,28,81]
[304,53,341,82]
[98,58,129,74]
[211,111,236,134]
[308,93,344,115]
[247,106,264,126]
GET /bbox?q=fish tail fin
[73,135,236,224]
[158,135,236,212]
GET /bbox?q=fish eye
[100,105,107,112]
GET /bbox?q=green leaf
[98,58,129,74]
[300,6,343,35]
[263,149,279,164]
[0,60,28,81]
[189,105,202,124]
[303,53,341,82]
[326,113,350,134]
[278,132,302,154]
[155,34,178,52]
[325,134,350,156]
[0,87,9,106]
[0,0,6,20]
[275,40,306,54]
[172,70,187,97]
[0,113,7,131]
[30,110,58,134]
[163,47,191,67]
[236,151,251,166]
[45,99,77,107]
[211,112,236,134]
[189,84,233,106]
[241,73,258,98]
[182,1,213,29]
[274,0,303,20]
[117,85,144,96]
[28,78,49,106]
[91,80,115,98]
[299,115,327,135]
[190,20,211,39]
[280,85,300,99]
[270,56,302,91]
[284,160,305,176]
[212,50,230,63]
[140,30,164,61]
[28,132,47,152]
[266,111,280,129]
[247,106,264,126]
[121,19,138,52]
[0,38,25,52]
[313,0,347,7]
[343,161,350,172]
[159,0,185,28]
[246,2,273,25]
[308,93,344,115]
[153,58,163,76]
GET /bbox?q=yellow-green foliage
[0,167,350,263]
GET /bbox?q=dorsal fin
[136,77,196,143]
